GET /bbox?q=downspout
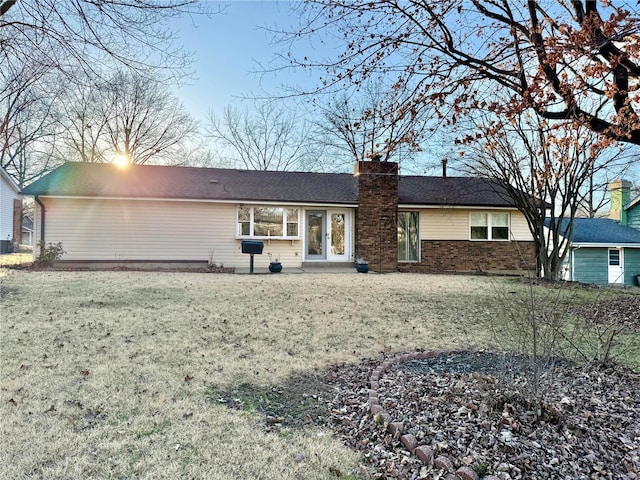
[35,195,45,244]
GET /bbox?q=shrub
[36,241,65,267]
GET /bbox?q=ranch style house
[21,159,537,273]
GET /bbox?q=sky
[167,2,640,183]
[172,1,316,125]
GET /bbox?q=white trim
[1,168,20,193]
[469,211,511,241]
[572,243,640,248]
[236,205,302,240]
[35,195,357,208]
[400,204,516,210]
[33,197,518,211]
[625,195,640,210]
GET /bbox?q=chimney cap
[608,179,632,189]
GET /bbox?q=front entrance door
[608,248,624,284]
[305,210,350,261]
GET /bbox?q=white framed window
[237,206,300,239]
[470,212,510,241]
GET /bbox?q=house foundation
[398,240,537,274]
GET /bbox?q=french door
[305,210,350,261]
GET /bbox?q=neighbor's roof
[547,217,640,245]
[627,194,640,211]
[22,162,516,208]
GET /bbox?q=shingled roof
[548,217,640,245]
[22,162,517,208]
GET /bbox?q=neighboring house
[21,160,537,273]
[1,167,22,254]
[22,214,34,247]
[550,180,640,287]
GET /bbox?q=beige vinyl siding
[35,198,306,267]
[509,212,532,241]
[419,208,533,241]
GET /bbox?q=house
[1,167,22,254]
[22,214,34,247]
[21,160,537,273]
[552,180,640,286]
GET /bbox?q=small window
[470,212,510,241]
[609,249,620,266]
[491,213,509,240]
[286,208,299,237]
[238,206,251,236]
[470,213,488,240]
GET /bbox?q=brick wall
[13,199,22,248]
[398,240,537,274]
[355,160,398,272]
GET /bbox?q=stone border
[368,350,500,480]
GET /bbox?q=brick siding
[13,199,22,248]
[398,240,537,274]
[355,160,398,272]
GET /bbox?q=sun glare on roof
[112,153,129,168]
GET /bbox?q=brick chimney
[12,199,22,249]
[608,179,632,226]
[355,158,398,272]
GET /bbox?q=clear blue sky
[172,1,315,124]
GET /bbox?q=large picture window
[237,206,300,238]
[398,211,419,262]
[470,212,510,240]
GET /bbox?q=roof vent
[209,179,219,184]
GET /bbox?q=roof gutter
[35,195,45,244]
[572,242,640,248]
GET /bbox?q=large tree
[316,78,435,168]
[0,0,203,86]
[292,1,640,145]
[1,0,212,184]
[0,63,62,187]
[64,71,198,165]
[206,102,323,171]
[463,112,626,279]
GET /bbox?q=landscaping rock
[399,433,417,452]
[316,351,640,480]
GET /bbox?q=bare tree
[463,112,623,279]
[206,102,323,171]
[316,79,434,168]
[0,0,206,88]
[290,1,640,145]
[1,64,61,187]
[1,0,215,185]
[94,71,198,165]
[56,82,111,164]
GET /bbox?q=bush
[36,241,65,267]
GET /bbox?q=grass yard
[0,268,638,479]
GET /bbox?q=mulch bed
[323,353,639,479]
[213,295,640,479]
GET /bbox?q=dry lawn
[0,269,636,479]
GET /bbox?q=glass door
[305,209,351,261]
[306,211,326,259]
[327,210,349,261]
